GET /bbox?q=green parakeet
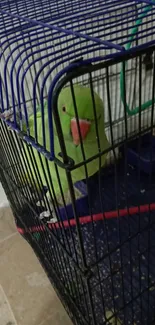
[23,86,108,196]
[20,85,109,214]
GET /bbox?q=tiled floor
[0,206,72,325]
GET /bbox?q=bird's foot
[39,209,57,223]
[0,109,14,121]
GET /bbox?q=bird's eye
[62,106,66,113]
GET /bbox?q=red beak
[71,118,91,146]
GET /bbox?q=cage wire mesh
[1,0,155,325]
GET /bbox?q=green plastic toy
[120,2,155,116]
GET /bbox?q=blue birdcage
[1,1,155,324]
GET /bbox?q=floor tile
[0,207,17,243]
[0,284,17,325]
[0,230,72,325]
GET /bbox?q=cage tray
[58,181,88,221]
[125,133,155,174]
[15,161,155,324]
[36,204,155,325]
[42,206,155,324]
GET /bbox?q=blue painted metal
[1,0,155,157]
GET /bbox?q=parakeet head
[56,84,104,146]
